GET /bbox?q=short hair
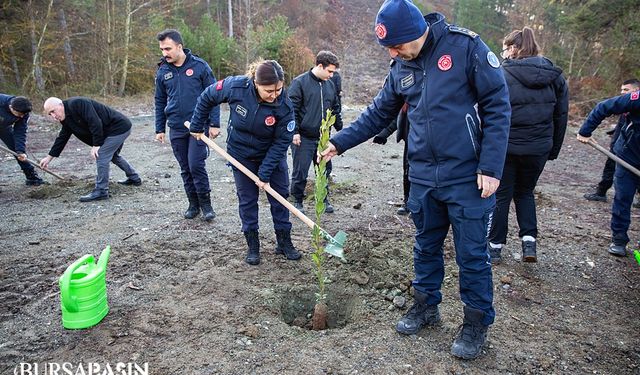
[315,51,339,69]
[10,96,32,114]
[157,29,183,45]
[623,78,640,89]
[503,27,539,59]
[247,60,285,85]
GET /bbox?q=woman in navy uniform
[189,60,300,265]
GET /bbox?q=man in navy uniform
[320,0,511,359]
[155,29,220,221]
[0,94,45,185]
[578,89,640,257]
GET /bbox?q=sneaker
[522,240,537,262]
[608,243,627,257]
[489,246,502,265]
[584,192,606,202]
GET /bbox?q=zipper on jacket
[319,82,324,119]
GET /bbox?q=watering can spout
[97,245,111,272]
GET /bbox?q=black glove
[372,135,387,145]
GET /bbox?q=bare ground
[1,105,639,375]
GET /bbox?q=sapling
[310,109,336,330]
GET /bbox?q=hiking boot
[117,177,142,186]
[583,192,606,202]
[489,246,502,265]
[24,170,46,186]
[608,243,627,257]
[184,192,200,219]
[397,204,409,215]
[293,201,305,214]
[522,240,537,262]
[79,189,109,202]
[275,229,301,260]
[451,306,489,360]
[324,199,334,213]
[396,291,441,335]
[244,230,260,265]
[197,192,216,221]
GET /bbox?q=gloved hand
[372,135,387,145]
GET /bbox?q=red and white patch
[215,80,223,90]
[265,115,276,126]
[186,68,194,77]
[375,23,387,40]
[631,91,639,101]
[437,55,452,71]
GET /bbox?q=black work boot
[396,203,409,215]
[184,192,200,219]
[274,229,302,260]
[451,306,490,360]
[244,230,260,265]
[396,291,441,335]
[608,243,627,257]
[522,240,537,262]
[79,189,109,202]
[24,169,46,186]
[324,198,334,213]
[197,192,216,221]
[584,187,607,202]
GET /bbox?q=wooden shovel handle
[0,144,65,180]
[586,138,640,178]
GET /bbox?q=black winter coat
[502,56,569,159]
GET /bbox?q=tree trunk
[227,0,233,37]
[0,65,7,88]
[118,0,132,96]
[57,4,76,79]
[27,0,54,94]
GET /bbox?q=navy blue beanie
[375,0,428,47]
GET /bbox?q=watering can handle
[60,254,94,313]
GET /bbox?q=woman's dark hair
[157,29,183,45]
[503,27,539,59]
[247,60,285,85]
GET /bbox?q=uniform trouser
[407,180,495,326]
[0,125,35,175]
[290,135,331,202]
[95,129,139,191]
[169,129,210,194]
[232,157,292,232]
[611,165,640,245]
[488,153,548,245]
[597,157,616,193]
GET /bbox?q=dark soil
[1,103,639,374]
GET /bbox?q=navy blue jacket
[502,56,568,159]
[331,13,511,187]
[189,76,295,182]
[579,91,640,167]
[48,97,132,157]
[0,94,29,153]
[154,49,220,135]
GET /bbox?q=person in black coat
[488,27,569,264]
[40,97,141,202]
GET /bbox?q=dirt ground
[1,103,639,375]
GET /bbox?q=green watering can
[59,245,111,329]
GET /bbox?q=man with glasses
[0,94,45,185]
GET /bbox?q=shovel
[586,138,640,178]
[0,144,65,180]
[185,123,346,258]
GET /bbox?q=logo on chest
[235,105,248,117]
[186,68,194,77]
[437,55,453,71]
[631,91,639,101]
[163,72,173,80]
[400,73,415,89]
[265,115,276,126]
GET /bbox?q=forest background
[0,0,639,113]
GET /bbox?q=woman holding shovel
[188,60,301,265]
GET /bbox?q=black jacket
[502,56,569,159]
[49,97,131,157]
[289,70,342,139]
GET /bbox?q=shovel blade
[322,230,347,260]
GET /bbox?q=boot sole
[523,256,537,262]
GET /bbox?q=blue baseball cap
[375,0,428,47]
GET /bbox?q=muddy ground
[1,103,639,375]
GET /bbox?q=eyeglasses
[500,47,511,59]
